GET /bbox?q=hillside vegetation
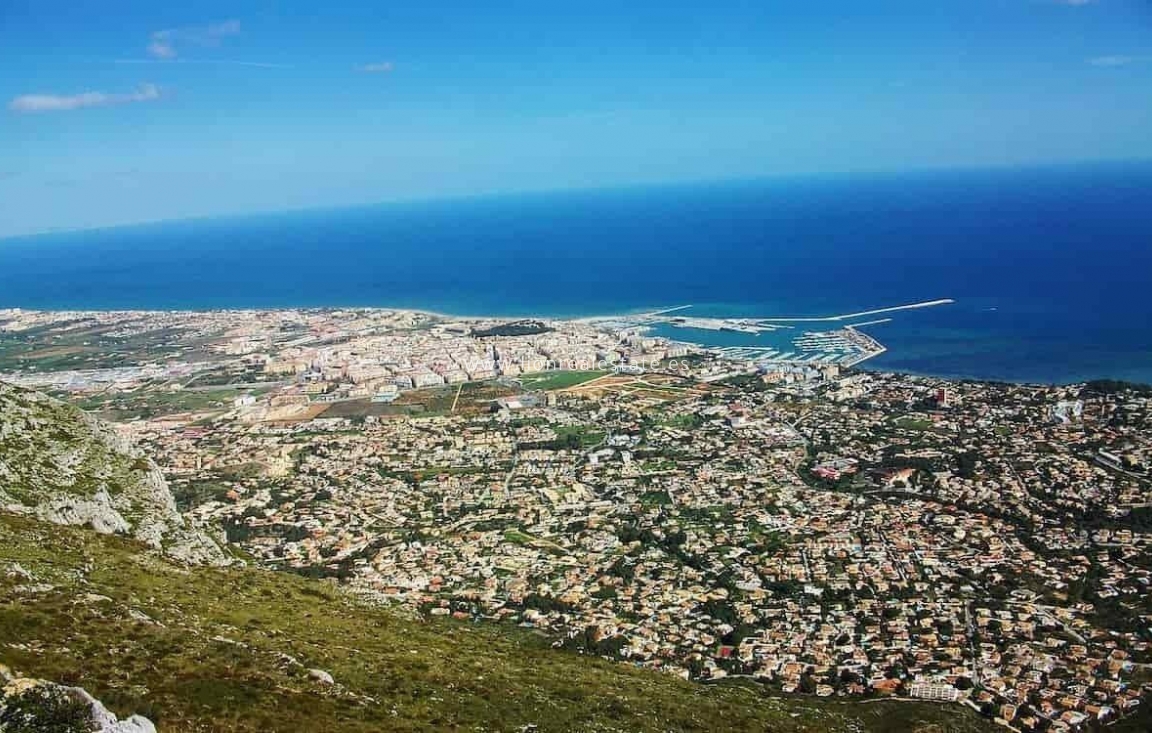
[0,514,993,732]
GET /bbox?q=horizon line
[2,155,1150,243]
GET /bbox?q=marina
[701,325,885,369]
[607,300,938,370]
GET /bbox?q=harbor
[712,324,887,370]
[602,300,947,370]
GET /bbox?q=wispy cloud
[148,19,241,59]
[1087,55,1139,67]
[114,58,290,69]
[358,61,395,73]
[9,84,161,113]
[1055,0,1097,6]
[148,38,177,59]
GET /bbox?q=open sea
[2,162,1152,385]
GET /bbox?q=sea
[2,161,1151,385]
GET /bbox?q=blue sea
[2,162,1152,385]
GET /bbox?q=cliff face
[0,382,225,565]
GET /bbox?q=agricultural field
[519,369,609,391]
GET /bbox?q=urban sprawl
[2,306,1151,732]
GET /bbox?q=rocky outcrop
[0,666,156,733]
[0,382,226,565]
[307,668,335,685]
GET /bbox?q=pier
[753,299,954,323]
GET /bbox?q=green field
[0,325,208,373]
[1,514,995,733]
[656,412,706,429]
[552,424,607,448]
[503,529,536,545]
[322,381,521,420]
[519,370,608,391]
[67,387,261,421]
[893,416,936,432]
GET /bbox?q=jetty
[754,299,954,323]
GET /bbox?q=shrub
[0,684,95,733]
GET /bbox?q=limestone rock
[0,676,157,733]
[4,563,31,582]
[0,381,227,566]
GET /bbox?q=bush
[0,684,95,733]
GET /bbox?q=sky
[1,0,1151,239]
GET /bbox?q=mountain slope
[0,381,992,731]
[0,514,993,733]
[0,382,224,565]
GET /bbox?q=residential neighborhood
[3,307,1151,731]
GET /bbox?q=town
[2,306,1150,732]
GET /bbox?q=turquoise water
[2,162,1151,384]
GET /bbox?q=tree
[957,450,981,479]
[799,673,818,694]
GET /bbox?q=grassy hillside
[0,514,993,733]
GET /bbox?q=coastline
[4,301,1150,389]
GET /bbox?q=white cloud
[9,84,161,113]
[148,40,177,59]
[358,61,395,73]
[114,58,290,69]
[1088,55,1138,67]
[148,19,241,59]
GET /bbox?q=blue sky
[1,0,1151,238]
